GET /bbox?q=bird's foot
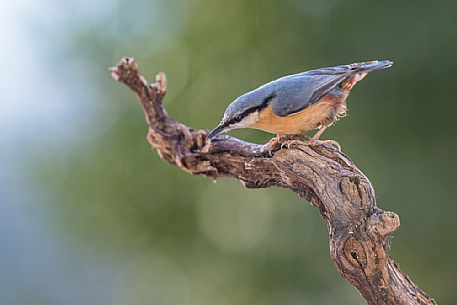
[276,134,308,149]
[280,139,304,150]
[272,134,309,149]
[308,139,341,151]
[263,135,338,155]
[262,137,282,156]
[262,135,306,155]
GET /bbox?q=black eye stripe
[227,93,276,125]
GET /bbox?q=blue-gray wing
[270,65,352,116]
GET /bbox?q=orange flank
[251,94,347,135]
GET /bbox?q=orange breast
[251,95,343,135]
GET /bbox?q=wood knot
[342,237,367,268]
[367,210,400,238]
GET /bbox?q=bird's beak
[207,122,229,139]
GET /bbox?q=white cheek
[240,112,259,127]
[229,112,259,129]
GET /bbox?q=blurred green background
[2,0,457,304]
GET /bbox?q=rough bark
[111,57,437,305]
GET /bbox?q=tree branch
[111,57,436,305]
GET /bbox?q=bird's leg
[310,124,328,142]
[309,125,341,151]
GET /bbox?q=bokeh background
[2,0,457,304]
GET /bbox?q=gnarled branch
[111,57,436,305]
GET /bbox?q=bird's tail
[339,60,392,90]
[352,60,393,73]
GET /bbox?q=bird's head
[208,96,261,139]
[207,91,273,139]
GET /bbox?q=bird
[207,60,392,149]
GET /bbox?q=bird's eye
[234,114,242,122]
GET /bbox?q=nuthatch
[208,60,392,147]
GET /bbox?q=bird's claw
[263,135,304,155]
[262,137,281,156]
[308,139,341,151]
[280,139,303,150]
[263,135,341,155]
